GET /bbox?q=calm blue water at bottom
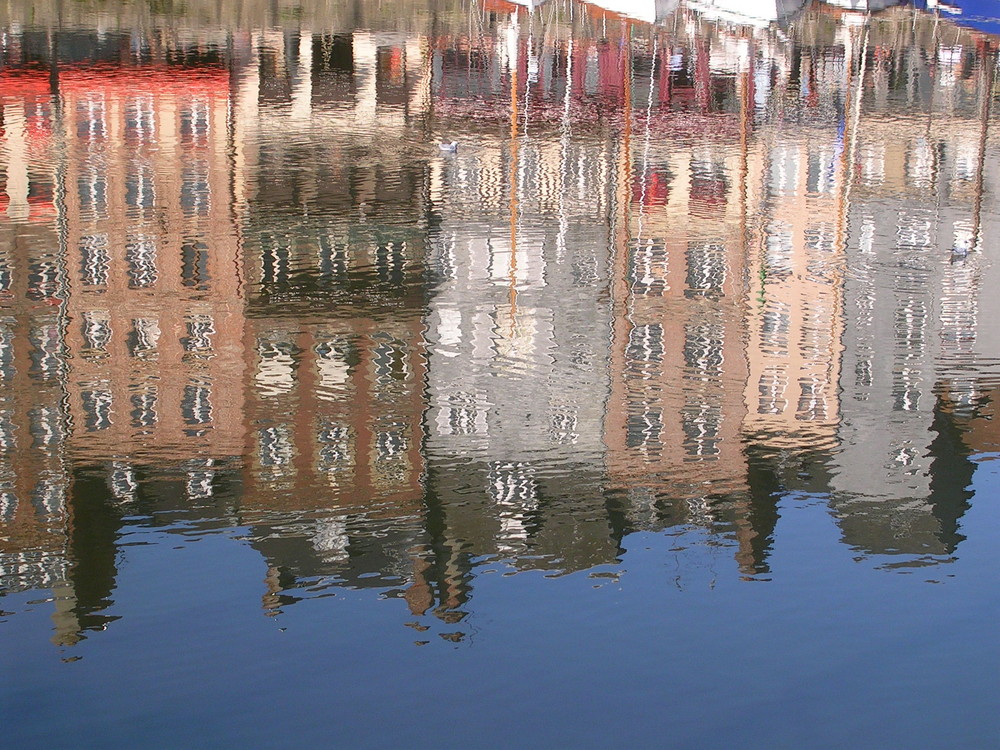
[4,463,997,748]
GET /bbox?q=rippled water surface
[3,0,1000,746]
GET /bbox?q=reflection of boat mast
[556,34,573,263]
[48,25,80,641]
[752,37,783,308]
[830,18,869,436]
[634,34,658,255]
[734,34,757,574]
[970,40,996,253]
[508,14,520,322]
[738,36,752,272]
[836,19,868,256]
[610,21,634,389]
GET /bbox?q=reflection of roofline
[787,0,1000,43]
[484,0,550,10]
[484,0,536,12]
[0,69,52,95]
[0,64,230,94]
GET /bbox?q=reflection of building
[741,22,999,562]
[830,68,999,558]
[0,81,70,629]
[240,309,428,521]
[0,0,468,35]
[231,27,436,614]
[4,0,1000,643]
[742,120,847,456]
[607,123,764,573]
[423,132,618,577]
[739,20,866,457]
[58,64,246,464]
[423,11,623,588]
[0,32,248,645]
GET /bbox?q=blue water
[5,472,998,747]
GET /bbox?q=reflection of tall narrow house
[0,69,71,613]
[59,63,246,470]
[422,18,620,578]
[0,50,128,645]
[608,146,756,508]
[233,30,431,598]
[743,131,845,455]
[424,136,617,571]
[602,32,765,573]
[240,294,428,524]
[607,82,753,490]
[829,32,999,558]
[741,39,851,456]
[740,7,863,456]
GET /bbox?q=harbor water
[2,1,999,746]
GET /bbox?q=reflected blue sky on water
[5,472,998,747]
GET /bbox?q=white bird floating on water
[439,141,458,152]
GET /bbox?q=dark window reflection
[181,240,210,290]
[182,383,212,425]
[626,408,663,449]
[126,235,157,288]
[130,387,157,428]
[80,234,110,287]
[81,388,113,431]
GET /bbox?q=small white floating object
[952,226,974,257]
[439,141,458,152]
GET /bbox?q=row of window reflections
[0,313,216,381]
[79,381,212,432]
[255,335,410,398]
[6,95,211,151]
[258,237,408,288]
[0,238,211,294]
[434,396,579,444]
[76,159,211,218]
[0,322,63,382]
[80,313,214,360]
[255,422,410,489]
[0,461,219,518]
[0,465,68,522]
[624,322,726,375]
[0,405,64,453]
[620,374,832,455]
[624,401,726,458]
[77,234,211,290]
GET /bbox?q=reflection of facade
[424,11,630,586]
[830,65,999,558]
[605,35,757,567]
[231,28,436,613]
[240,310,428,521]
[0,80,70,626]
[423,132,617,576]
[607,118,755,496]
[59,66,246,464]
[0,34,247,644]
[3,0,1000,643]
[740,22,999,562]
[742,120,848,456]
[739,18,870,457]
